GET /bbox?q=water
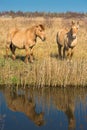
[0,87,87,130]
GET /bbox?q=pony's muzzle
[72,34,76,39]
[41,35,46,41]
[72,35,76,39]
[42,37,46,41]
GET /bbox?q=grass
[0,16,87,87]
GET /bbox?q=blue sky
[0,0,87,13]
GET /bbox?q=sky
[0,0,87,13]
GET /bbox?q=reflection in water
[6,86,45,126]
[65,105,75,130]
[0,87,87,130]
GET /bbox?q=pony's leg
[58,44,62,59]
[10,44,16,60]
[5,41,10,58]
[25,47,29,64]
[70,48,74,61]
[63,47,66,59]
[29,47,34,63]
[67,48,71,59]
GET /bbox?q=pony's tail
[56,32,59,44]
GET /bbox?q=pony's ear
[39,24,45,30]
[71,20,75,25]
[35,24,45,30]
[77,21,79,25]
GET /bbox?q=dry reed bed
[0,17,87,87]
[0,57,87,87]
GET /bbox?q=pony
[56,21,79,60]
[6,24,46,63]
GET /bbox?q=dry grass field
[0,16,87,87]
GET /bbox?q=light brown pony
[6,24,46,63]
[56,21,79,60]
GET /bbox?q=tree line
[0,11,86,18]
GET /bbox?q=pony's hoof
[24,61,28,64]
[30,60,34,63]
[4,55,7,59]
[24,59,28,64]
[12,55,16,60]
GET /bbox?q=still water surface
[0,87,87,130]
